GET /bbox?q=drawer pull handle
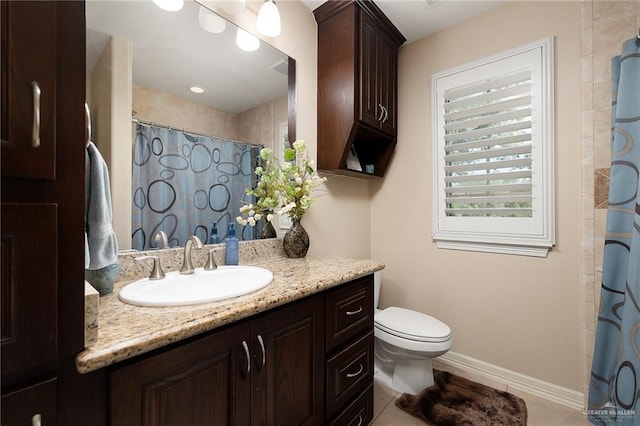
[355,414,363,426]
[32,414,42,426]
[346,306,363,316]
[257,334,266,370]
[346,363,364,378]
[242,340,251,376]
[31,81,41,148]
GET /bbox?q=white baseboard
[433,351,584,411]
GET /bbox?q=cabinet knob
[31,414,42,426]
[31,81,41,148]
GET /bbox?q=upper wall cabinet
[314,0,405,178]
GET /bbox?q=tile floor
[371,379,591,425]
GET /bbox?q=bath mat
[395,370,527,425]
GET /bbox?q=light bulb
[256,0,281,37]
[152,0,184,12]
[198,6,226,34]
[236,28,260,52]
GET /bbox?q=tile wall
[581,0,640,404]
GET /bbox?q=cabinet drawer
[328,384,373,426]
[1,377,57,426]
[326,275,373,353]
[326,331,373,418]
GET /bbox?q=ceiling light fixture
[152,0,184,12]
[256,0,281,37]
[189,86,205,94]
[236,28,260,52]
[198,6,226,34]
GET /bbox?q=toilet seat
[375,307,451,343]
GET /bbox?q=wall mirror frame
[85,0,296,250]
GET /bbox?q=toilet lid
[375,307,451,343]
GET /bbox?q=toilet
[373,271,453,395]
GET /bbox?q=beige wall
[132,85,241,140]
[371,1,583,391]
[89,36,132,250]
[581,0,640,401]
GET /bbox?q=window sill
[435,240,551,257]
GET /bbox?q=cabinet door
[378,33,398,136]
[358,12,381,131]
[1,1,57,179]
[1,377,57,426]
[251,295,324,426]
[1,203,58,389]
[111,323,252,426]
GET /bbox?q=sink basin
[119,266,273,307]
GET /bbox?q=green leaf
[284,148,295,161]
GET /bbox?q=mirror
[85,0,295,250]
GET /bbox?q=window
[431,38,554,257]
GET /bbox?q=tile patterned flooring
[371,380,592,425]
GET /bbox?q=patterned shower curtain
[132,124,261,250]
[588,37,640,425]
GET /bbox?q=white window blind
[432,38,554,257]
[443,70,533,218]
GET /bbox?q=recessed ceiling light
[190,86,205,94]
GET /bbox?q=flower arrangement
[237,140,327,227]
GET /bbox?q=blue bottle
[225,224,239,265]
[208,221,219,244]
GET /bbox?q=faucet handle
[152,231,169,249]
[204,249,218,271]
[135,255,165,280]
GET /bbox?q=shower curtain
[132,124,262,250]
[588,37,640,425]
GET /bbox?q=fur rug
[395,370,527,425]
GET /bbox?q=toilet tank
[373,270,382,309]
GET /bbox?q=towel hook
[85,102,91,147]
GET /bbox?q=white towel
[85,142,119,270]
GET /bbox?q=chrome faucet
[180,235,203,274]
[152,231,169,249]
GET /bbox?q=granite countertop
[76,254,384,373]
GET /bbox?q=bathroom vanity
[77,247,383,425]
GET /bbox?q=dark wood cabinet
[315,0,404,178]
[111,323,252,426]
[324,276,375,424]
[110,294,325,426]
[1,378,57,426]
[1,1,86,424]
[1,203,58,389]
[1,1,57,179]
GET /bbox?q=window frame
[431,37,555,257]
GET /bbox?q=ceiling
[86,0,289,114]
[301,0,503,44]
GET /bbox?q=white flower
[267,213,274,222]
[248,209,255,217]
[254,213,262,221]
[236,216,247,225]
[248,217,256,226]
[295,177,303,185]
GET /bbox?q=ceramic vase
[260,219,277,239]
[283,219,309,258]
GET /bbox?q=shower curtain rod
[131,117,259,147]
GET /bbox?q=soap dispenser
[225,223,239,265]
[208,221,219,244]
